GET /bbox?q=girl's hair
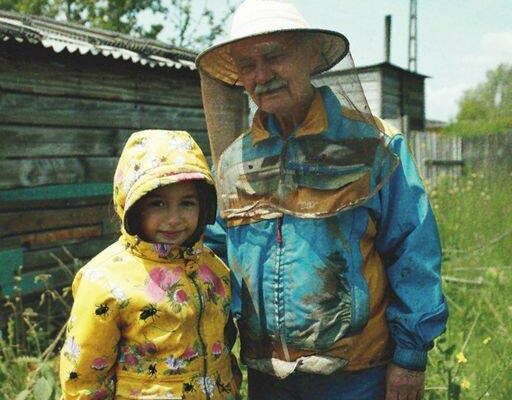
[125,180,217,248]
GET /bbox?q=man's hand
[385,363,425,400]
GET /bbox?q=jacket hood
[113,130,214,239]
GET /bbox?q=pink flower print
[91,357,108,371]
[145,267,182,301]
[114,168,124,185]
[91,389,109,400]
[137,342,158,356]
[198,265,225,298]
[198,264,216,282]
[212,342,223,357]
[124,353,138,367]
[173,289,188,304]
[182,347,198,360]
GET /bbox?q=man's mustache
[254,77,287,95]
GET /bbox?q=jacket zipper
[275,216,290,361]
[191,277,210,400]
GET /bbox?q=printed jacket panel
[60,130,239,400]
[205,87,448,372]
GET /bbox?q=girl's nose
[165,208,182,225]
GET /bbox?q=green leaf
[33,376,53,400]
[14,390,30,400]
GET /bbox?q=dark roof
[0,9,197,70]
[318,61,429,79]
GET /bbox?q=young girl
[60,130,240,400]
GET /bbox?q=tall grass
[425,169,512,399]
[0,253,80,400]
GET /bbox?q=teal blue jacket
[206,86,447,372]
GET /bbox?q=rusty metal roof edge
[0,9,198,71]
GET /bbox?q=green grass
[424,169,512,399]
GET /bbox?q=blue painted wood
[0,248,23,297]
[0,183,112,202]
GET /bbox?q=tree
[0,0,166,38]
[445,63,512,136]
[167,0,238,50]
[0,0,238,45]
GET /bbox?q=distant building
[313,62,428,131]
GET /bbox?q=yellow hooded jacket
[60,130,239,400]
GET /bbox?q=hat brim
[196,28,349,86]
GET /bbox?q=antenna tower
[408,0,417,71]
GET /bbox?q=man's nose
[254,61,274,84]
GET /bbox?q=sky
[149,0,512,122]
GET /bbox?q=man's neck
[274,87,316,138]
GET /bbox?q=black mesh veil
[198,35,398,220]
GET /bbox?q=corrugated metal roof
[0,10,197,71]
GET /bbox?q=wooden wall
[0,40,208,297]
[313,65,425,131]
[380,66,425,131]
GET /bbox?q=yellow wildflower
[483,336,491,345]
[461,378,471,389]
[456,352,467,364]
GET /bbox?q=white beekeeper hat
[196,0,349,85]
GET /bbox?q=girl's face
[137,181,199,247]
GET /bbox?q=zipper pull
[276,217,283,244]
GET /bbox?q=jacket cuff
[392,347,428,371]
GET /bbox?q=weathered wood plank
[0,183,112,201]
[0,92,207,130]
[0,194,111,212]
[0,204,110,236]
[21,225,103,247]
[2,264,74,297]
[0,47,203,107]
[0,247,23,297]
[0,125,116,157]
[0,157,117,189]
[23,234,117,271]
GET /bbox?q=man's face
[230,33,316,118]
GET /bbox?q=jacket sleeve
[373,134,448,371]
[204,211,242,318]
[60,270,121,399]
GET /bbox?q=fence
[406,131,512,185]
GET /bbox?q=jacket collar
[251,89,328,145]
[121,229,203,269]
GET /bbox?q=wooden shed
[313,62,427,131]
[0,10,226,298]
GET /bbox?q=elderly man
[196,1,448,399]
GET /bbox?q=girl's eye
[181,200,198,208]
[147,199,165,208]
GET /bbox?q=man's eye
[182,200,198,208]
[266,53,281,61]
[238,63,254,73]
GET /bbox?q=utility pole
[408,0,417,71]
